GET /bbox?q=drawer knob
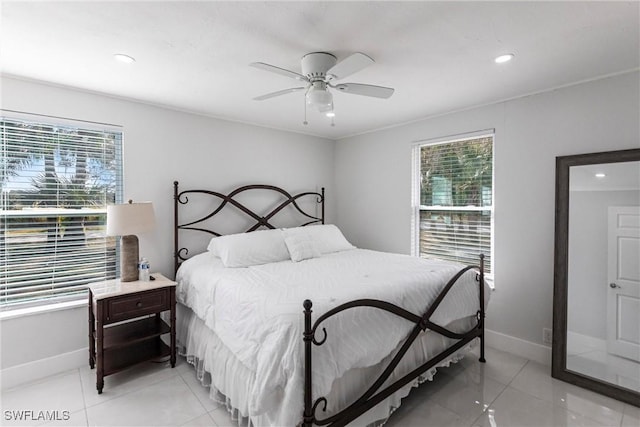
[136,301,142,308]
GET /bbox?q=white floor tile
[0,370,85,426]
[85,376,206,426]
[41,409,88,427]
[473,386,610,427]
[622,403,640,427]
[175,356,196,377]
[208,407,235,427]
[459,346,528,386]
[0,409,88,427]
[179,368,221,412]
[385,400,465,427]
[80,360,180,408]
[179,413,216,427]
[427,366,507,424]
[510,361,624,426]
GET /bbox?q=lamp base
[121,235,139,282]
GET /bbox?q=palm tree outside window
[1,115,123,309]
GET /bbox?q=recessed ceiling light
[595,173,606,178]
[326,112,336,118]
[114,53,136,64]
[494,54,514,64]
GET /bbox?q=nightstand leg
[170,292,176,368]
[96,302,104,393]
[88,290,95,369]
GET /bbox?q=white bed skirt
[175,302,478,427]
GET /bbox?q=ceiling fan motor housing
[301,52,337,81]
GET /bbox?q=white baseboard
[486,328,552,366]
[1,348,88,390]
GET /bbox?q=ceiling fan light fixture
[317,102,334,114]
[306,82,333,111]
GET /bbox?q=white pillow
[207,229,289,268]
[283,231,321,262]
[285,224,355,255]
[206,237,221,257]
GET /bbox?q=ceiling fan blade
[326,53,374,80]
[333,83,394,99]
[250,62,308,82]
[253,87,306,101]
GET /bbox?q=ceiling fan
[250,52,394,118]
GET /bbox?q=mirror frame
[552,147,640,407]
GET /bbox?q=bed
[172,182,489,427]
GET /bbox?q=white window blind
[415,134,493,272]
[1,115,123,309]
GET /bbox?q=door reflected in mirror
[567,160,640,393]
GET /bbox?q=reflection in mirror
[567,161,640,392]
[553,148,640,407]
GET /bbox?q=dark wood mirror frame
[552,147,640,407]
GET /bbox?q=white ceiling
[1,1,639,139]
[571,161,640,191]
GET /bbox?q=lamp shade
[106,202,156,236]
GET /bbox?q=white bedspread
[176,249,486,425]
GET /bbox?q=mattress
[176,248,489,426]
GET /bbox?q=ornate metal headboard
[173,181,324,275]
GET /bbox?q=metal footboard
[302,255,486,427]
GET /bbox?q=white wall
[0,77,335,379]
[334,71,640,350]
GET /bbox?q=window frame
[1,110,124,310]
[411,129,495,276]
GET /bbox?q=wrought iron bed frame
[173,181,486,427]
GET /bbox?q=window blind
[1,116,123,309]
[417,135,493,272]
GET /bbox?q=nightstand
[88,273,176,394]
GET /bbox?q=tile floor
[1,346,638,427]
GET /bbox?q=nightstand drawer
[105,288,169,323]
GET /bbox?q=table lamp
[106,200,156,282]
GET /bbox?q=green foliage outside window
[418,136,493,272]
[420,137,493,208]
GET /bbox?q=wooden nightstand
[88,273,176,394]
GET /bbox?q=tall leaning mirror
[553,148,640,407]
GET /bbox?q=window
[413,132,493,273]
[1,114,123,309]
